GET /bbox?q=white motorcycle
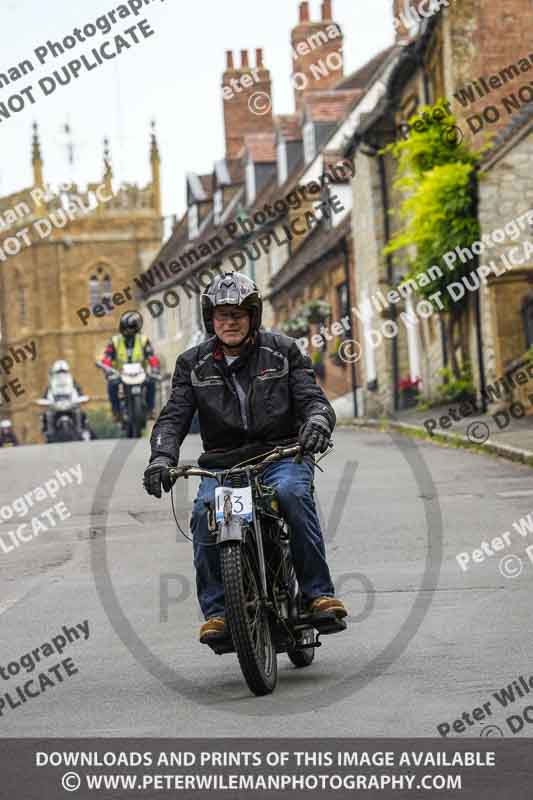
[36,373,91,443]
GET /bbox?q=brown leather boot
[199,617,228,644]
[308,596,348,619]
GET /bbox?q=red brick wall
[222,49,274,159]
[291,1,344,111]
[449,0,533,140]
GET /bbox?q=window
[89,268,112,312]
[246,160,256,205]
[188,203,198,239]
[101,274,112,307]
[336,282,350,331]
[303,121,316,164]
[89,275,100,306]
[277,140,288,185]
[155,303,166,341]
[213,190,223,224]
[522,292,533,348]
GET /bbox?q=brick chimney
[450,0,533,140]
[222,48,274,160]
[291,0,344,112]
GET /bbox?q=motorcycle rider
[143,271,347,646]
[100,311,160,422]
[41,360,91,439]
[0,419,18,447]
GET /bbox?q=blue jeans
[191,457,335,620]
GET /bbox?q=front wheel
[127,393,145,438]
[220,541,277,696]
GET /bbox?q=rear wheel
[287,627,315,668]
[284,560,315,668]
[220,541,277,696]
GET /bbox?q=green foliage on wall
[383,101,485,311]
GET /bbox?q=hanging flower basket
[398,376,421,409]
[282,316,310,338]
[304,300,331,324]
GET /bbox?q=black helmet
[119,310,143,336]
[201,271,262,335]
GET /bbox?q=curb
[337,417,533,468]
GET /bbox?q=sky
[0,0,394,222]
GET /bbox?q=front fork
[213,487,270,605]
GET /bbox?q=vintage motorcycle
[170,444,345,697]
[96,361,160,439]
[36,372,91,443]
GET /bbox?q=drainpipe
[378,152,400,413]
[341,237,358,417]
[471,166,487,412]
[418,57,449,371]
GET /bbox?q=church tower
[0,125,163,443]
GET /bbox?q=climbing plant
[382,101,487,378]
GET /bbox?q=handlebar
[95,361,162,381]
[169,444,305,483]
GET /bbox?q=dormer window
[246,160,256,205]
[303,121,316,164]
[188,203,198,239]
[277,139,288,185]
[214,190,223,224]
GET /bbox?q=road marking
[0,585,38,617]
[497,490,533,498]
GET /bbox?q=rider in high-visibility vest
[100,311,160,421]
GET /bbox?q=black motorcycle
[170,444,345,696]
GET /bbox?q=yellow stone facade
[0,125,163,444]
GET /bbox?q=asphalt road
[1,428,533,738]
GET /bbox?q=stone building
[0,125,163,443]
[344,0,533,416]
[141,0,382,416]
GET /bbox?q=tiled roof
[482,101,533,167]
[303,90,362,122]
[198,173,214,198]
[269,215,352,296]
[335,45,396,91]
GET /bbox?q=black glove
[143,456,176,498]
[298,415,331,454]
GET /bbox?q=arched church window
[89,275,99,306]
[88,266,113,310]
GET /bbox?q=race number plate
[215,486,253,523]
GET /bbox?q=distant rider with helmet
[41,360,91,439]
[100,311,160,421]
[0,419,18,447]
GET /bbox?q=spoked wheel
[220,541,278,696]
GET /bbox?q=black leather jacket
[149,331,335,467]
